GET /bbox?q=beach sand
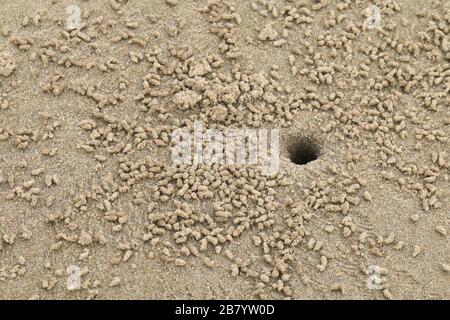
[0,0,449,299]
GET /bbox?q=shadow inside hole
[288,137,320,165]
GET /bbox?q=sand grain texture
[0,0,449,300]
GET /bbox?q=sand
[0,0,449,300]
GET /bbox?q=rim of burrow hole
[285,133,323,166]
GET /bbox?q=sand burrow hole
[287,136,321,166]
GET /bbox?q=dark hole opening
[288,137,320,165]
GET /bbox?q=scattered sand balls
[175,258,186,267]
[0,52,16,77]
[109,277,121,287]
[0,0,448,300]
[435,226,447,236]
[412,245,422,258]
[78,231,93,246]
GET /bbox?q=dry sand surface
[0,0,449,300]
